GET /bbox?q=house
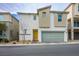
[18,5,69,43]
[64,3,79,41]
[0,12,19,42]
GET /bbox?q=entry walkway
[0,40,79,46]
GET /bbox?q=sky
[0,3,69,19]
[0,3,69,14]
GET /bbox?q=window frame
[42,12,47,17]
[78,4,79,11]
[58,14,62,22]
[33,15,36,20]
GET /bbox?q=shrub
[0,38,9,43]
[13,42,16,44]
[4,39,9,43]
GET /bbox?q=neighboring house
[0,12,19,41]
[64,3,79,41]
[18,5,69,43]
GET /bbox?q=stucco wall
[38,8,50,28]
[0,13,12,22]
[38,13,67,42]
[19,14,39,41]
[19,12,67,42]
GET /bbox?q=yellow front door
[33,29,38,42]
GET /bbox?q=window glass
[77,22,79,27]
[74,21,79,27]
[0,15,4,20]
[78,4,79,11]
[33,15,36,20]
[74,22,77,27]
[58,15,62,22]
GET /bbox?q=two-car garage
[42,31,64,43]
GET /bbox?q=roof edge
[37,5,51,11]
[17,12,37,15]
[50,11,69,14]
[11,15,19,22]
[64,3,75,11]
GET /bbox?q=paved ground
[0,44,79,56]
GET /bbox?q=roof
[50,11,69,14]
[0,9,9,12]
[0,12,11,14]
[11,14,19,22]
[37,5,51,12]
[64,3,75,11]
[18,12,37,15]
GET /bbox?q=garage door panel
[42,31,64,43]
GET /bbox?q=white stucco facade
[19,14,39,41]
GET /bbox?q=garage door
[42,31,64,43]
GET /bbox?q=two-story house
[0,12,19,42]
[18,5,69,43]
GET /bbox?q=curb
[0,42,79,46]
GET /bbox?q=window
[58,15,62,22]
[10,30,13,37]
[74,21,79,27]
[33,15,36,20]
[42,12,46,17]
[0,15,4,20]
[78,4,79,11]
[77,22,79,27]
[0,31,2,35]
[74,22,77,27]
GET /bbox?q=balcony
[68,21,79,29]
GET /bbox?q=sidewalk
[0,41,79,46]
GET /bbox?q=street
[0,44,79,56]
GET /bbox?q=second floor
[18,6,69,30]
[64,3,79,19]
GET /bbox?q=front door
[33,29,38,42]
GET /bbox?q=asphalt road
[0,44,79,56]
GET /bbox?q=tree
[0,23,6,31]
[0,22,7,42]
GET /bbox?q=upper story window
[74,21,79,27]
[0,15,4,20]
[42,12,47,17]
[33,15,36,20]
[78,4,79,11]
[58,14,62,22]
